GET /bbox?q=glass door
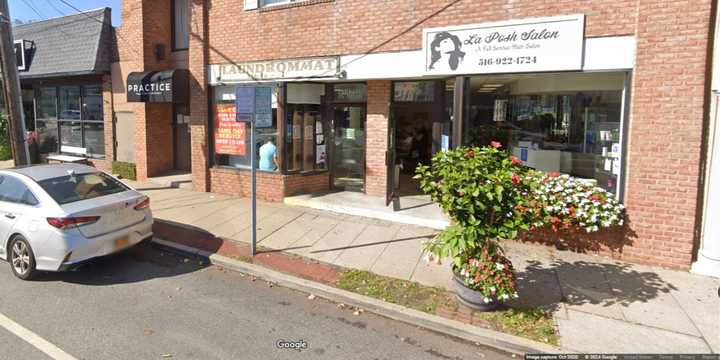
[331,106,366,191]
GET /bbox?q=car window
[0,175,39,206]
[38,172,129,205]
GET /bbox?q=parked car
[0,164,153,280]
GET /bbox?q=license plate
[114,236,129,250]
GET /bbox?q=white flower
[489,286,496,292]
[501,293,510,300]
[513,293,519,298]
[495,263,504,271]
[483,297,492,303]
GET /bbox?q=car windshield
[38,172,129,205]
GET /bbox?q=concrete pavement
[0,243,513,360]
[132,182,720,354]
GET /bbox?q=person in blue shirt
[258,139,278,171]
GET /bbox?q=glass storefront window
[82,86,103,121]
[211,85,280,171]
[333,84,367,103]
[58,86,81,120]
[285,83,327,172]
[37,87,56,119]
[463,72,625,194]
[34,84,104,157]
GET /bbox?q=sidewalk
[131,181,719,354]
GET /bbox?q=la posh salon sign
[422,14,584,75]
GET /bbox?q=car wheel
[8,236,36,280]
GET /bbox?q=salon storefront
[205,15,632,206]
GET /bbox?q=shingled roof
[13,8,116,80]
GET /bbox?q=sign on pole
[235,85,274,256]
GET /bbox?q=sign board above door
[210,57,340,83]
[422,14,584,76]
[126,69,189,103]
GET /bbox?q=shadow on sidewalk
[510,259,678,312]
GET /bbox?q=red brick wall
[365,80,391,197]
[210,168,285,202]
[189,0,210,191]
[285,172,330,196]
[176,0,713,269]
[622,1,712,269]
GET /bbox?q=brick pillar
[189,0,209,191]
[365,80,390,197]
[624,0,712,268]
[101,73,114,171]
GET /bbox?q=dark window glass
[36,120,58,154]
[393,81,435,102]
[37,87,57,119]
[333,84,367,103]
[0,175,38,205]
[58,86,81,120]
[173,0,189,49]
[38,172,128,205]
[285,104,324,172]
[59,121,82,148]
[82,85,103,121]
[83,122,105,156]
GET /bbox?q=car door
[0,175,38,258]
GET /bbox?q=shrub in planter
[415,142,625,309]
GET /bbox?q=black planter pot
[452,273,500,312]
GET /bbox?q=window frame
[171,0,190,51]
[33,83,105,159]
[260,0,300,8]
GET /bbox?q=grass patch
[338,269,557,345]
[476,307,557,345]
[337,269,447,314]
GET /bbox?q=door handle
[4,214,15,219]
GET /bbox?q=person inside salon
[259,139,279,171]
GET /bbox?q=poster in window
[316,144,326,165]
[214,103,246,156]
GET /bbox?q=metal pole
[0,0,29,165]
[250,120,257,256]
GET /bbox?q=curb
[152,237,564,355]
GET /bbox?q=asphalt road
[0,242,515,360]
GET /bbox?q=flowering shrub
[415,143,533,263]
[455,245,519,303]
[416,141,626,302]
[527,172,625,233]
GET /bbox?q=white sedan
[0,163,153,279]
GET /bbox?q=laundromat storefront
[204,14,633,203]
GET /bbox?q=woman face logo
[429,32,466,71]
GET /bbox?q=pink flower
[490,141,502,149]
[510,156,522,166]
[511,173,521,186]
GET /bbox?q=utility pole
[0,0,29,166]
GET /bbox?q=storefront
[112,0,713,270]
[13,8,115,169]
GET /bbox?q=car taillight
[46,216,100,229]
[134,196,150,210]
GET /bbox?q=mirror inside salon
[463,72,626,195]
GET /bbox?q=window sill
[211,165,280,175]
[258,0,334,12]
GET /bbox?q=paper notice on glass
[604,158,612,172]
[612,158,621,175]
[316,144,326,164]
[611,143,620,157]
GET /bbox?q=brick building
[107,0,718,272]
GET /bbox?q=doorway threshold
[147,171,192,189]
[284,191,450,230]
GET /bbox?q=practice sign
[422,14,584,76]
[214,104,246,156]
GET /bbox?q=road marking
[0,311,77,360]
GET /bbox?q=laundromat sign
[211,57,340,83]
[423,14,584,75]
